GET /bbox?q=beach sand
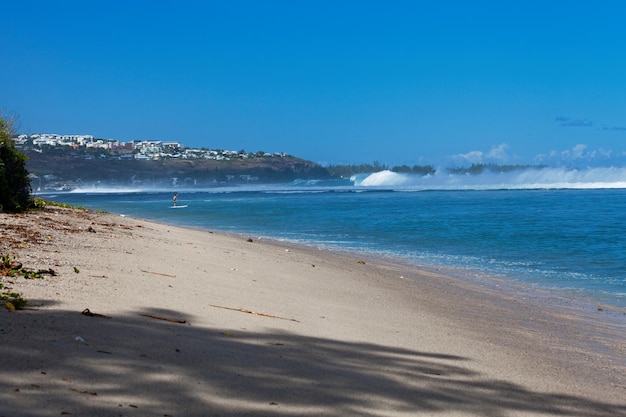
[1,206,624,417]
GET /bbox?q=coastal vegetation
[447,163,546,175]
[1,253,36,310]
[0,116,32,212]
[0,283,27,311]
[0,252,51,280]
[326,162,435,178]
[32,197,89,211]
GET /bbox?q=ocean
[42,168,626,310]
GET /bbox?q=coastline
[1,206,624,416]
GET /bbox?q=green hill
[25,152,330,189]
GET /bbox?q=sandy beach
[1,205,624,417]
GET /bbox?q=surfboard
[170,205,188,209]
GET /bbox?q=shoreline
[1,206,624,416]
[186,226,626,317]
[40,188,626,311]
[222,228,626,321]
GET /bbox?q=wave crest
[358,170,410,186]
[354,167,626,190]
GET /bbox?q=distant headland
[15,133,428,191]
[17,133,330,190]
[16,132,541,191]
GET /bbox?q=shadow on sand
[1,305,624,417]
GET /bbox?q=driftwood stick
[209,304,300,322]
[140,269,176,278]
[81,308,111,319]
[139,313,188,324]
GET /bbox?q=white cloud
[569,144,587,159]
[535,144,620,166]
[452,150,483,164]
[449,143,510,165]
[487,143,509,161]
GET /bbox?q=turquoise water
[45,184,626,309]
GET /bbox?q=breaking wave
[353,167,626,190]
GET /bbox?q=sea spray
[359,170,410,187]
[355,166,626,190]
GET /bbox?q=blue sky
[2,1,625,167]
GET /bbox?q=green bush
[0,117,32,212]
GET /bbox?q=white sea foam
[354,166,626,190]
[69,187,144,194]
[358,170,410,186]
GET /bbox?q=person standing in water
[173,192,178,207]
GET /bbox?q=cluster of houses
[14,133,287,161]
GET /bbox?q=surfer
[173,193,178,207]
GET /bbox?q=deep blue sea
[42,169,626,310]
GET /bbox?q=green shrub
[0,117,32,212]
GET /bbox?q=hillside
[25,152,330,190]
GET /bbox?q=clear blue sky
[2,0,625,167]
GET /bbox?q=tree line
[326,162,436,178]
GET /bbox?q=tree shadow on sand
[1,305,624,417]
